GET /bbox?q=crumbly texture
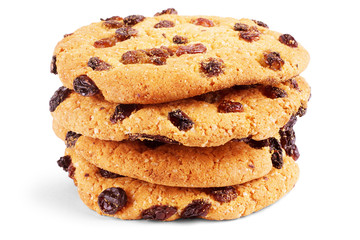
[53,121,273,188]
[66,148,299,221]
[52,14,309,104]
[51,76,310,147]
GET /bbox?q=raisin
[279,34,298,48]
[63,33,73,38]
[49,86,71,112]
[234,23,249,31]
[283,115,297,131]
[141,205,177,220]
[123,15,145,26]
[262,86,288,99]
[57,155,72,172]
[103,20,124,29]
[127,133,179,144]
[110,104,138,123]
[218,100,244,113]
[269,138,283,169]
[200,58,224,77]
[101,16,123,21]
[168,109,194,131]
[98,187,127,215]
[98,168,125,178]
[121,50,147,64]
[207,187,238,203]
[173,35,188,44]
[181,199,211,218]
[247,139,270,149]
[73,75,99,97]
[50,55,57,74]
[296,106,307,117]
[65,131,82,148]
[279,127,299,161]
[154,8,178,16]
[176,43,207,56]
[115,27,138,41]
[191,18,214,27]
[94,36,118,48]
[87,57,111,71]
[252,19,269,28]
[239,26,260,42]
[194,91,223,103]
[67,163,76,180]
[154,20,175,28]
[289,78,299,90]
[264,51,284,71]
[233,84,260,90]
[142,140,166,149]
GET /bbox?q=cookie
[51,9,309,104]
[60,148,299,221]
[53,120,275,187]
[50,76,310,147]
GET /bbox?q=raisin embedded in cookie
[52,13,309,104]
[51,76,311,147]
[65,148,299,221]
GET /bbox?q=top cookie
[51,8,309,104]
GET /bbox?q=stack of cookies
[49,8,310,221]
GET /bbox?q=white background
[1,0,359,239]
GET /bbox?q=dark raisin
[142,140,166,149]
[50,55,57,74]
[57,155,72,172]
[289,78,299,90]
[173,35,188,44]
[207,187,237,203]
[218,100,244,113]
[154,8,178,16]
[101,16,123,21]
[263,86,288,99]
[233,84,260,90]
[103,20,124,29]
[110,104,138,123]
[65,131,82,148]
[63,33,73,38]
[279,34,298,48]
[94,36,118,48]
[123,15,145,26]
[283,115,297,131]
[176,43,207,56]
[247,139,270,149]
[154,20,175,28]
[181,199,211,218]
[296,106,307,117]
[88,57,111,71]
[127,134,179,144]
[98,168,125,178]
[252,19,269,28]
[98,187,127,215]
[240,26,260,42]
[141,205,177,220]
[168,109,194,131]
[67,163,76,180]
[49,86,71,112]
[269,138,283,169]
[191,18,214,27]
[146,48,171,64]
[234,23,249,31]
[121,50,147,64]
[279,127,299,161]
[200,58,225,77]
[115,27,138,41]
[73,75,99,97]
[263,51,284,71]
[194,91,223,103]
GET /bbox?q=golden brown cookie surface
[51,10,309,104]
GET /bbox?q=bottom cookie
[61,148,299,221]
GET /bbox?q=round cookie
[53,120,274,188]
[51,9,309,104]
[50,76,310,147]
[61,148,299,221]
